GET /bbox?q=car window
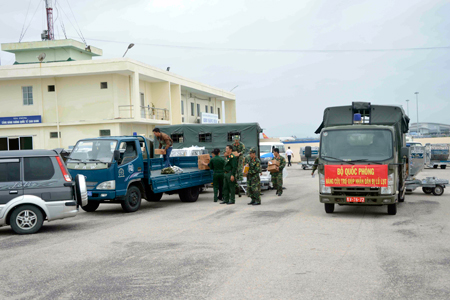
[24,157,55,181]
[118,141,137,165]
[0,160,20,182]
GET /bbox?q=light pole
[123,43,135,57]
[230,85,239,92]
[415,92,419,125]
[405,99,410,116]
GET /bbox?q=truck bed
[148,157,213,194]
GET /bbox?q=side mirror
[401,147,409,159]
[305,146,312,158]
[114,150,121,162]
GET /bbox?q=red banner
[324,165,388,187]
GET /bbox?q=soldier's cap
[249,148,256,154]
[233,135,240,140]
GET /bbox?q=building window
[101,82,108,89]
[0,137,32,151]
[182,117,185,123]
[100,129,111,136]
[22,86,33,105]
[197,104,200,117]
[171,133,184,143]
[181,100,184,115]
[50,132,61,138]
[205,105,208,113]
[227,131,241,142]
[191,103,194,116]
[211,106,213,114]
[218,108,221,119]
[48,85,55,92]
[199,133,212,142]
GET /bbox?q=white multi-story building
[0,39,236,151]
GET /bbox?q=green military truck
[314,102,410,215]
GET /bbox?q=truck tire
[422,187,433,194]
[433,185,444,196]
[145,188,163,202]
[121,186,142,212]
[179,186,200,202]
[82,201,100,212]
[441,165,447,170]
[324,203,334,213]
[433,165,438,169]
[387,203,397,215]
[10,205,44,235]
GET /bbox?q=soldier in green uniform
[221,145,238,205]
[246,148,261,205]
[271,148,286,196]
[311,157,320,177]
[232,135,246,197]
[208,148,225,202]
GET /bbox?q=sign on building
[0,115,42,126]
[201,113,218,124]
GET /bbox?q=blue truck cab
[66,136,213,212]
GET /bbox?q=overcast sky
[1,0,449,138]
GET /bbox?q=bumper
[87,190,116,201]
[319,194,396,205]
[46,201,79,221]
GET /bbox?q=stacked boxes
[198,154,211,170]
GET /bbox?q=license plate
[87,191,92,197]
[346,197,365,203]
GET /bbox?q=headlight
[381,173,394,195]
[319,173,331,194]
[96,180,116,190]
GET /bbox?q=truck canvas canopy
[155,123,262,156]
[315,102,410,136]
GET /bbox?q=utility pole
[405,99,410,116]
[415,92,419,124]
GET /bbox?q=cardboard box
[155,149,166,155]
[269,159,280,166]
[198,154,210,170]
[267,164,279,173]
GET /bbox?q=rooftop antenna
[41,0,54,41]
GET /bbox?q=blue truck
[66,136,213,212]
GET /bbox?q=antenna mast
[41,0,54,40]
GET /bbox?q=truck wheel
[302,165,306,170]
[81,201,100,212]
[387,203,397,215]
[179,186,200,202]
[145,189,163,202]
[441,165,447,170]
[433,165,438,169]
[121,186,142,212]
[422,187,433,194]
[10,205,44,235]
[324,203,334,213]
[433,185,444,196]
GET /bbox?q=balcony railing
[118,105,169,121]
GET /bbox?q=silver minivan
[0,150,87,234]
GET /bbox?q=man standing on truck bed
[221,145,238,205]
[232,135,246,198]
[208,148,225,202]
[246,148,262,205]
[153,128,173,168]
[272,148,286,196]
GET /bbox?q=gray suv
[0,150,88,234]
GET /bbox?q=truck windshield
[320,129,393,162]
[68,140,117,163]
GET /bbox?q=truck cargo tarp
[315,105,410,134]
[155,123,262,156]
